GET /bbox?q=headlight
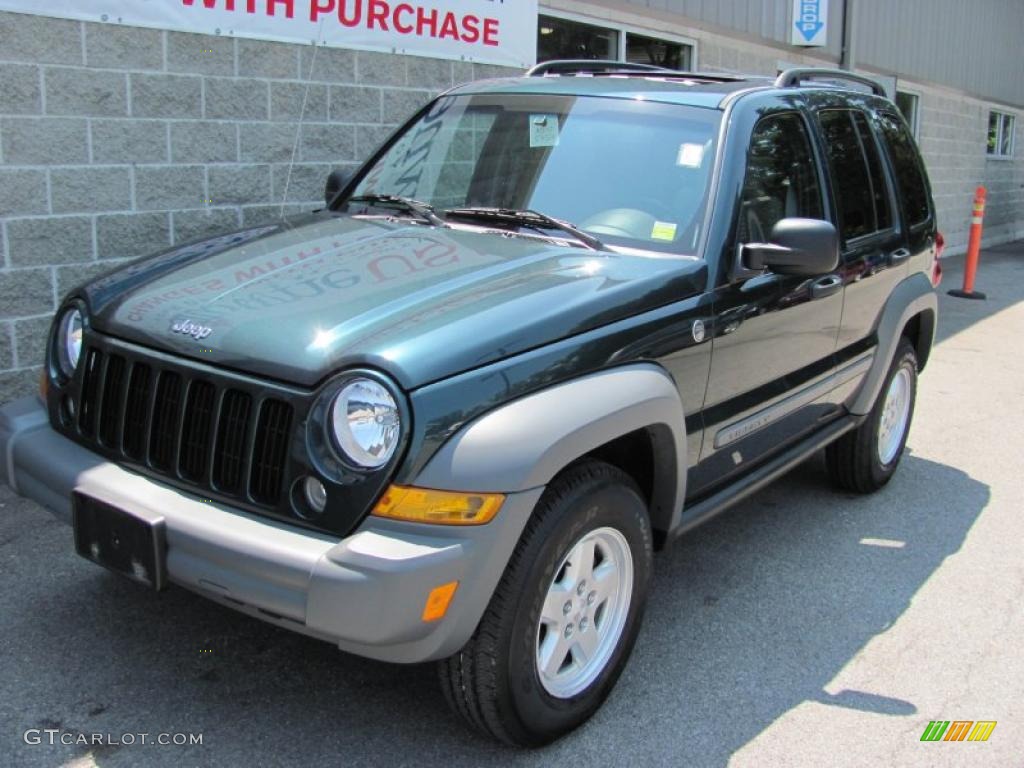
[330,378,400,468]
[55,307,84,378]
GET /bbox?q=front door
[689,110,844,499]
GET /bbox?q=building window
[625,32,693,70]
[987,111,1015,157]
[537,15,617,62]
[895,91,919,137]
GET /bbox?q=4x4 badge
[170,319,213,341]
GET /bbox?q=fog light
[303,476,327,514]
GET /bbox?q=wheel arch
[899,307,936,372]
[850,272,938,415]
[413,363,687,543]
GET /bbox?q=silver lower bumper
[1,396,542,663]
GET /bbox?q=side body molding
[414,363,688,537]
[850,271,938,416]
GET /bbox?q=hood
[83,212,707,389]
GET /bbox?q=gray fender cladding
[850,273,937,416]
[414,363,687,518]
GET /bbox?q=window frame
[735,109,829,242]
[987,110,1016,159]
[894,89,920,139]
[814,107,900,249]
[536,8,698,70]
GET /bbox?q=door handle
[810,274,843,299]
[889,247,912,265]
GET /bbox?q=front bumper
[1,396,542,663]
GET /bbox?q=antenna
[280,18,327,217]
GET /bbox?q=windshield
[348,93,720,255]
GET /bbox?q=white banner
[0,0,536,67]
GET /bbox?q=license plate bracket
[73,492,167,591]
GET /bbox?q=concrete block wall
[912,83,1024,255]
[0,10,516,403]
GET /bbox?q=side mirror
[324,169,352,207]
[741,218,839,276]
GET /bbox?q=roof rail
[526,60,673,77]
[775,68,887,96]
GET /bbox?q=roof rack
[526,60,753,84]
[775,68,886,96]
[526,60,672,77]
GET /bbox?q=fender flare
[414,363,687,535]
[850,272,938,415]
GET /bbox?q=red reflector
[932,231,945,287]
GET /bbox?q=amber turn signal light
[422,581,459,622]
[371,485,504,525]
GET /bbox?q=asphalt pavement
[2,244,1022,767]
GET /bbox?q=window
[895,91,919,138]
[625,32,693,70]
[851,111,892,231]
[877,111,931,227]
[354,93,720,255]
[536,15,696,73]
[737,114,823,244]
[987,110,1015,157]
[537,15,617,62]
[819,109,892,242]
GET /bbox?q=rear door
[814,107,908,359]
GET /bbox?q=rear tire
[438,460,652,747]
[827,338,918,493]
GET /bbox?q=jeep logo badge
[170,319,213,340]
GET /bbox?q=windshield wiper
[443,207,605,251]
[347,194,447,227]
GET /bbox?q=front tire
[438,460,653,747]
[827,338,918,493]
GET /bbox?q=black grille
[250,399,293,504]
[150,371,183,471]
[212,390,252,493]
[70,345,295,511]
[98,355,126,448]
[180,380,216,481]
[78,348,103,437]
[122,364,151,460]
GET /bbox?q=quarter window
[737,113,823,244]
[877,111,931,227]
[819,109,892,242]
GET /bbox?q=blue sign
[791,0,828,46]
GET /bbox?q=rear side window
[851,112,892,231]
[877,111,931,227]
[818,109,892,242]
